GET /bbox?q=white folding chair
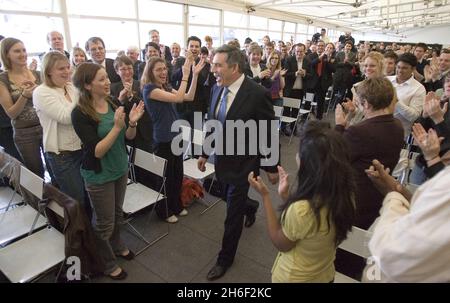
[0,166,65,282]
[0,166,47,247]
[124,148,168,255]
[180,126,221,215]
[0,186,22,212]
[281,97,311,145]
[335,226,372,283]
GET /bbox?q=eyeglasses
[119,67,133,72]
[90,47,105,53]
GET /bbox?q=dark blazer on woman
[335,114,404,229]
[243,63,272,90]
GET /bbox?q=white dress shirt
[389,75,426,137]
[293,58,304,90]
[250,65,261,79]
[215,73,246,117]
[368,165,450,282]
[33,83,82,154]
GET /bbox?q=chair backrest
[304,92,315,102]
[20,166,43,200]
[133,148,167,177]
[283,97,301,109]
[338,226,372,259]
[273,105,283,118]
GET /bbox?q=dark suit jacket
[173,58,212,113]
[307,53,336,91]
[243,63,272,89]
[141,45,173,63]
[284,55,312,96]
[335,115,404,229]
[170,56,186,87]
[132,60,142,81]
[206,77,278,185]
[105,58,121,83]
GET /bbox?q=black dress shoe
[206,264,228,281]
[109,268,128,280]
[117,250,135,261]
[244,213,256,228]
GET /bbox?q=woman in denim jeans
[0,37,45,177]
[33,51,87,211]
[72,63,145,280]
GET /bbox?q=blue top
[143,83,179,144]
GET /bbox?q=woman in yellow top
[249,121,356,282]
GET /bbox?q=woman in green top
[71,63,145,280]
[248,121,356,282]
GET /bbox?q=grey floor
[34,125,306,283]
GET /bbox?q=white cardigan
[33,82,81,154]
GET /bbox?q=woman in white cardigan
[33,51,87,210]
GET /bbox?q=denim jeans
[13,125,45,178]
[45,150,86,207]
[85,173,128,275]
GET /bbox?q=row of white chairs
[0,166,65,283]
[274,93,316,144]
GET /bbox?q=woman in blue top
[141,54,205,223]
[72,63,145,280]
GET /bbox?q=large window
[0,0,60,13]
[224,11,247,28]
[1,14,64,53]
[249,16,267,30]
[69,18,138,54]
[139,23,184,48]
[138,0,183,23]
[284,22,296,33]
[188,26,220,47]
[0,0,334,56]
[268,19,282,32]
[189,6,220,26]
[224,28,248,45]
[66,0,136,18]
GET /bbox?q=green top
[81,105,128,185]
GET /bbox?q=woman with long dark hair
[249,121,355,282]
[71,62,145,280]
[141,55,205,223]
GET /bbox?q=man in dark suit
[85,37,120,83]
[198,45,279,281]
[283,43,312,135]
[39,31,70,61]
[143,29,172,63]
[172,36,212,125]
[307,40,336,120]
[170,42,185,86]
